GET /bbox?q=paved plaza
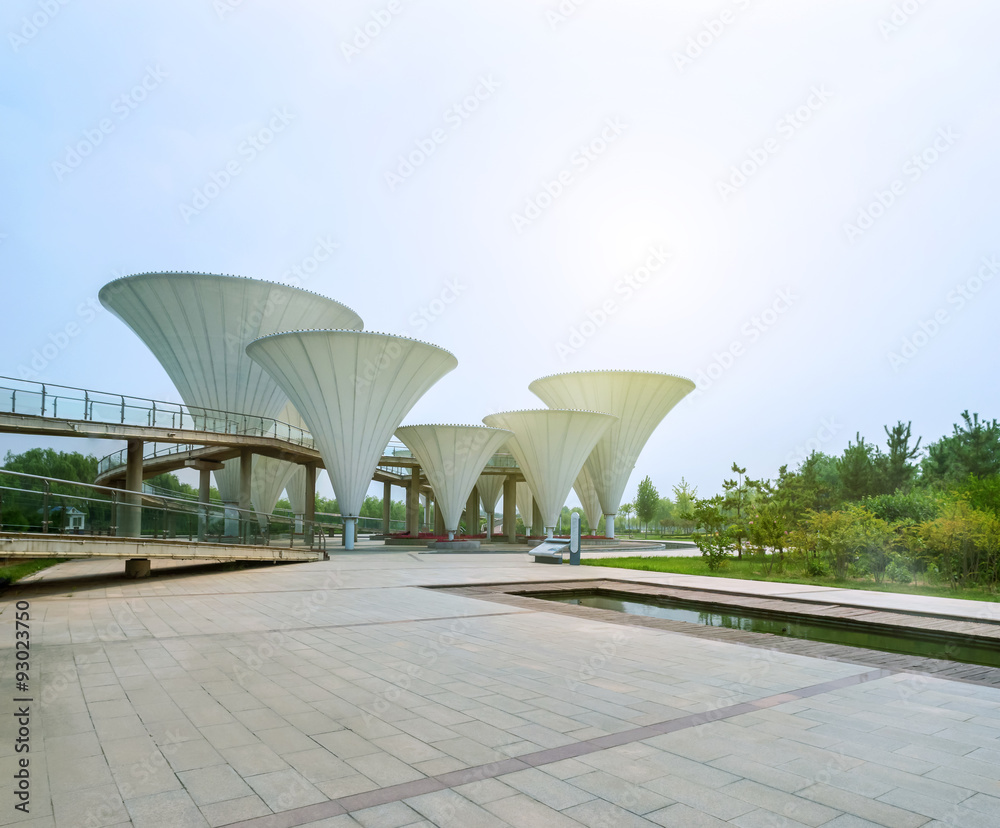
[3,549,1000,828]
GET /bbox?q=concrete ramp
[0,533,323,564]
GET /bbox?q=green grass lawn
[0,558,66,591]
[582,555,1000,603]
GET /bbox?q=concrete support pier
[406,465,421,536]
[382,481,391,534]
[120,438,144,538]
[303,463,316,547]
[504,475,517,543]
[465,486,480,536]
[124,558,150,578]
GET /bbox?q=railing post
[42,480,50,533]
[53,396,57,418]
[84,390,89,420]
[120,396,125,423]
[10,389,15,414]
[40,384,46,416]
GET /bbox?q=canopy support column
[465,486,479,537]
[239,448,253,543]
[304,463,316,547]
[504,475,517,544]
[406,465,421,536]
[382,481,391,534]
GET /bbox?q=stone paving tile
[734,809,824,828]
[499,767,596,810]
[404,789,508,828]
[244,767,327,810]
[197,794,270,826]
[563,798,663,827]
[351,801,425,827]
[564,769,672,814]
[484,793,587,827]
[876,788,993,827]
[124,789,208,828]
[797,782,929,827]
[644,802,731,827]
[720,779,840,826]
[176,763,254,806]
[642,775,758,821]
[346,751,426,787]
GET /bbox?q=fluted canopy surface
[394,425,512,533]
[246,330,457,517]
[482,409,616,530]
[529,371,694,517]
[476,473,505,517]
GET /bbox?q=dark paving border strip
[221,668,890,828]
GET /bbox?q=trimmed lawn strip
[582,555,1000,602]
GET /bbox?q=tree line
[673,412,1000,590]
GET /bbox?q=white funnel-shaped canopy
[516,481,534,531]
[246,330,457,519]
[251,456,299,525]
[573,465,603,535]
[482,409,617,531]
[252,403,310,523]
[99,272,363,502]
[286,466,307,516]
[529,371,694,518]
[394,425,512,534]
[477,474,505,517]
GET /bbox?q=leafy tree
[916,498,1000,588]
[3,448,98,489]
[837,435,886,501]
[961,474,1000,517]
[922,411,1000,484]
[686,495,731,570]
[746,489,788,575]
[672,478,697,533]
[883,421,922,491]
[618,502,634,533]
[721,463,761,559]
[634,475,659,535]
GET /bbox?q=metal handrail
[0,469,328,550]
[0,375,312,448]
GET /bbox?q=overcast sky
[2,0,998,505]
